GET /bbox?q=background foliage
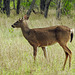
[0,0,75,17]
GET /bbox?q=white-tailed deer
[11,18,74,70]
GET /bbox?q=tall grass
[0,9,75,75]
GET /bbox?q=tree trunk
[13,0,15,9]
[44,0,52,18]
[26,0,36,16]
[6,0,10,16]
[40,0,46,14]
[3,0,10,16]
[56,0,61,19]
[3,0,6,13]
[16,0,20,14]
[0,0,2,8]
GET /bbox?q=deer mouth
[11,25,15,28]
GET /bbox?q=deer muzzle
[11,25,15,28]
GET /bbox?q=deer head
[11,18,24,28]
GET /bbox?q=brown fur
[11,18,73,70]
[24,14,29,20]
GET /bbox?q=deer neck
[21,22,30,39]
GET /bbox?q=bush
[62,0,72,15]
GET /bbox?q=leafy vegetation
[62,0,72,15]
[0,0,75,17]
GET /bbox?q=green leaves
[21,0,32,8]
[62,0,72,15]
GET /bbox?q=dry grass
[0,9,75,75]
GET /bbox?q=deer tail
[70,29,74,42]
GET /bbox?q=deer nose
[11,25,15,28]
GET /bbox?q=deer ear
[24,14,29,20]
[19,18,23,22]
[22,17,24,20]
[19,18,21,21]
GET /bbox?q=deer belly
[36,32,57,47]
[39,39,57,47]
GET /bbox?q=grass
[0,9,75,75]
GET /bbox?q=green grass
[0,9,75,75]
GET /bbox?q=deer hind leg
[42,47,47,59]
[33,46,37,61]
[66,46,72,68]
[63,52,68,70]
[61,45,72,69]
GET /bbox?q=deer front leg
[33,46,37,61]
[42,47,47,59]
